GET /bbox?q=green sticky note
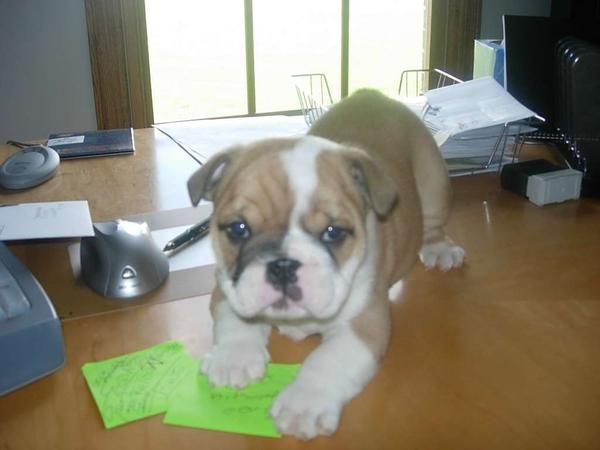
[82,341,197,429]
[164,363,300,438]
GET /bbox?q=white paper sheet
[67,224,216,279]
[151,225,215,272]
[0,201,94,241]
[424,77,540,135]
[156,115,308,163]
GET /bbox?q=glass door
[253,0,341,113]
[349,0,427,96]
[145,0,247,123]
[144,0,428,123]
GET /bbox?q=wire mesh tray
[292,70,523,175]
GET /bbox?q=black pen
[162,217,211,253]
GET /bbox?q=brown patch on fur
[309,89,451,355]
[210,139,297,275]
[308,89,449,289]
[209,283,226,319]
[351,288,391,360]
[298,151,371,266]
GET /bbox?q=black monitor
[551,0,600,22]
[503,16,566,129]
[502,14,600,132]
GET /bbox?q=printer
[0,241,65,396]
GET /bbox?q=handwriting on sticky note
[164,363,300,438]
[82,341,197,429]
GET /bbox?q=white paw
[271,380,342,440]
[419,239,465,271]
[200,342,270,389]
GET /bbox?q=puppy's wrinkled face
[210,136,376,321]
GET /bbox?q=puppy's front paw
[201,342,270,389]
[271,380,342,440]
[419,239,465,271]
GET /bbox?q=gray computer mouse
[80,220,169,299]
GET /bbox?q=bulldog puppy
[187,89,464,440]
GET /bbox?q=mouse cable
[5,140,31,148]
[153,126,206,166]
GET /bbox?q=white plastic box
[526,169,583,206]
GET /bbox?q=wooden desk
[0,129,213,319]
[0,128,199,220]
[1,140,600,449]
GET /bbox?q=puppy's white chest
[277,323,322,341]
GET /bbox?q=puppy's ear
[346,151,398,217]
[187,146,242,205]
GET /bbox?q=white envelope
[0,201,94,241]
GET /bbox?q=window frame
[85,0,481,129]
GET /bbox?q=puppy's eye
[224,221,252,242]
[321,225,348,244]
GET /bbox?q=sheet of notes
[82,340,299,437]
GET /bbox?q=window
[349,0,427,95]
[145,0,426,122]
[145,1,247,122]
[253,0,341,114]
[84,0,481,129]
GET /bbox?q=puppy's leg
[413,134,465,270]
[271,299,389,440]
[201,290,271,389]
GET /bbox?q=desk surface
[1,137,600,449]
[0,129,199,221]
[0,129,214,319]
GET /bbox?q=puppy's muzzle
[266,258,303,301]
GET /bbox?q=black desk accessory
[47,128,134,159]
[162,218,211,254]
[501,159,582,206]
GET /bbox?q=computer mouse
[80,220,169,299]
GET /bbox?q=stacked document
[424,76,539,135]
[422,77,539,174]
[437,123,536,174]
[155,77,537,175]
[155,115,308,164]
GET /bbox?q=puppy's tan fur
[187,89,462,439]
[309,89,453,357]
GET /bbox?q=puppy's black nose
[266,257,301,288]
